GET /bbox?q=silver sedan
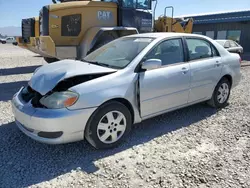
[215,40,243,54]
[12,33,241,149]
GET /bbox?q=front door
[185,38,223,103]
[139,38,191,118]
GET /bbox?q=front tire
[43,57,58,63]
[85,101,132,149]
[208,78,231,108]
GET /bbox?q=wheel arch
[101,98,135,124]
[220,74,233,87]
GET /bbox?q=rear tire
[43,57,58,63]
[208,77,231,108]
[88,32,118,54]
[85,101,132,149]
[2,41,6,44]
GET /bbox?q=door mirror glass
[141,59,162,70]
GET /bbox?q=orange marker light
[64,96,78,107]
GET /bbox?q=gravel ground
[0,44,249,188]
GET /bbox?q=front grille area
[22,18,35,43]
[20,86,44,108]
[20,86,35,102]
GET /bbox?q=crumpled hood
[29,59,116,95]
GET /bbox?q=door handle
[215,61,221,67]
[182,67,189,74]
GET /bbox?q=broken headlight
[39,91,79,109]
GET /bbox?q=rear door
[185,37,222,103]
[139,38,191,118]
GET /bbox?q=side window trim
[184,37,220,62]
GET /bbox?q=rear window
[216,40,225,46]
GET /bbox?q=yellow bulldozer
[16,17,40,54]
[25,0,193,63]
[16,17,55,58]
[154,6,193,33]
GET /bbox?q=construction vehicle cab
[38,0,153,62]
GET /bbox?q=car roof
[125,32,210,39]
[215,39,237,42]
[215,40,229,42]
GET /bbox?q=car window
[137,0,151,9]
[224,41,230,48]
[145,39,184,66]
[216,40,225,46]
[229,41,237,47]
[234,41,239,47]
[186,38,212,61]
[123,0,151,9]
[123,0,136,8]
[211,45,220,57]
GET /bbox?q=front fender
[68,72,141,123]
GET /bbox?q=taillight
[239,57,242,64]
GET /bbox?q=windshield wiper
[82,59,99,65]
[82,59,119,69]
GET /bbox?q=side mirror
[141,59,162,70]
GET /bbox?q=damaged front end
[53,73,112,92]
[23,60,117,108]
[22,72,114,109]
[20,86,44,108]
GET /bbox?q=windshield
[83,37,154,69]
[216,40,226,46]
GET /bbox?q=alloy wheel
[97,111,127,144]
[217,83,229,103]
